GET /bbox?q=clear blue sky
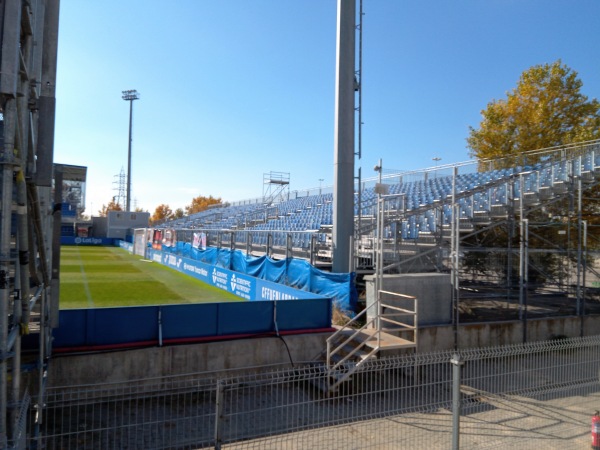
[55,0,600,215]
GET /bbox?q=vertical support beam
[126,99,133,211]
[451,353,464,450]
[214,381,224,450]
[0,0,21,429]
[450,167,460,349]
[581,220,587,337]
[0,0,21,97]
[36,0,60,187]
[51,166,63,326]
[576,177,582,316]
[0,157,14,449]
[506,181,513,308]
[332,0,356,273]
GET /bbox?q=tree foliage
[98,199,122,217]
[462,61,600,288]
[151,204,174,224]
[467,60,600,162]
[185,195,222,215]
[174,208,184,219]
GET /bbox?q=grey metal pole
[214,380,224,450]
[451,167,459,349]
[332,0,356,273]
[576,177,582,316]
[523,218,528,343]
[122,90,139,212]
[581,220,587,337]
[126,99,133,211]
[451,353,464,450]
[375,158,383,330]
[519,174,525,326]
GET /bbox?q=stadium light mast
[332,0,356,273]
[432,156,441,178]
[122,89,140,212]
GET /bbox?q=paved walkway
[226,386,598,449]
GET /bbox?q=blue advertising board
[147,249,324,301]
[61,237,115,246]
[53,298,333,351]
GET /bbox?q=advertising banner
[61,237,115,246]
[147,249,324,301]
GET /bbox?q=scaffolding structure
[262,171,290,205]
[0,0,60,447]
[361,141,600,347]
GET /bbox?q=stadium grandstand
[158,140,600,314]
[2,0,600,446]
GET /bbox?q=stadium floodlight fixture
[432,156,441,178]
[122,90,140,101]
[122,89,140,212]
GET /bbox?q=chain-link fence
[36,334,600,449]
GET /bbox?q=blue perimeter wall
[53,299,333,351]
[156,243,358,312]
[52,240,333,352]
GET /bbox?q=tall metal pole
[576,176,582,316]
[451,353,464,450]
[122,90,140,212]
[374,160,383,331]
[127,100,133,211]
[451,167,460,349]
[332,0,356,273]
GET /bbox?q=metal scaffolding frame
[362,141,600,349]
[0,0,60,447]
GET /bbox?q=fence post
[451,353,464,450]
[214,380,224,450]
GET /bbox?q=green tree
[185,195,222,215]
[174,208,184,219]
[467,60,600,162]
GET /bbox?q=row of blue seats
[163,148,599,239]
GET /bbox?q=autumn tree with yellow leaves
[467,60,600,163]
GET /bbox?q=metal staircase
[325,290,417,393]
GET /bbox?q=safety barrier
[53,298,332,352]
[157,244,357,311]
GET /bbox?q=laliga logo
[212,268,217,284]
[230,274,237,291]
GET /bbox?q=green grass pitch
[59,246,242,309]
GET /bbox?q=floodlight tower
[332,0,356,273]
[122,89,140,212]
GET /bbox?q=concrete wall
[106,211,150,239]
[49,333,329,387]
[414,315,600,353]
[49,316,600,386]
[365,273,452,326]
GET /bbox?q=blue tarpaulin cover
[163,245,357,312]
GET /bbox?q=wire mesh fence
[35,335,600,449]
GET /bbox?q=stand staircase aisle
[325,290,418,393]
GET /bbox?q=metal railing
[36,334,600,449]
[326,290,417,392]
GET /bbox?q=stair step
[357,329,417,351]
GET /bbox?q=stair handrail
[326,300,382,375]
